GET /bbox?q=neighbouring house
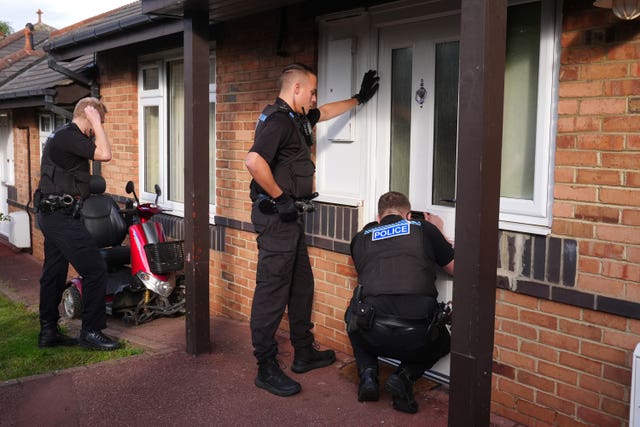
[1,0,639,425]
[0,11,98,249]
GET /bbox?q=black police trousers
[250,204,314,362]
[347,309,451,378]
[37,210,108,332]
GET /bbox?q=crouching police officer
[345,191,454,413]
[245,63,379,397]
[35,97,120,351]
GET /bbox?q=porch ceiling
[45,0,396,61]
[141,0,305,22]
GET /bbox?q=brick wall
[490,3,640,426]
[97,47,139,195]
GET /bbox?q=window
[38,113,68,159]
[138,52,217,219]
[499,0,558,233]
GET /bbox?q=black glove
[353,70,379,105]
[274,193,298,222]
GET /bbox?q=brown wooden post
[183,0,211,355]
[448,0,506,425]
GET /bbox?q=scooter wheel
[62,286,83,319]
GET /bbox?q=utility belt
[254,192,316,215]
[374,313,429,329]
[36,193,83,216]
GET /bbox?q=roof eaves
[44,12,175,53]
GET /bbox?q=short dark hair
[377,191,411,218]
[279,63,315,90]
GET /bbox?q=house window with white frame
[38,112,68,159]
[138,52,217,219]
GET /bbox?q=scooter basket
[144,241,184,274]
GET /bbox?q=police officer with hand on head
[346,191,454,413]
[245,63,379,397]
[36,97,120,351]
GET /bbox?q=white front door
[376,14,460,383]
[0,111,12,238]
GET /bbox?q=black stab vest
[250,103,315,200]
[38,124,92,199]
[355,219,437,298]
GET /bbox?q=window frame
[137,49,217,222]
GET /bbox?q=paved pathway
[0,238,519,426]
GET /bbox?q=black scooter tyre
[62,285,83,319]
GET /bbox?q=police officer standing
[346,191,454,413]
[245,63,379,396]
[36,97,120,351]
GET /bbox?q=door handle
[415,78,426,107]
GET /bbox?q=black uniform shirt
[351,214,454,318]
[47,123,96,169]
[249,98,320,167]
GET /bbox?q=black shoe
[384,370,418,414]
[255,360,301,397]
[357,367,379,402]
[38,327,78,348]
[79,330,121,351]
[291,345,336,373]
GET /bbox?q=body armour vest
[38,125,92,199]
[250,103,315,200]
[356,219,437,298]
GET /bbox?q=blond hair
[73,97,108,122]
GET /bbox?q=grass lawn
[0,292,142,381]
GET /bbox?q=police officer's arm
[85,106,112,162]
[317,98,359,122]
[317,70,379,122]
[245,152,284,198]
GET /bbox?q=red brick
[558,318,602,341]
[581,62,629,80]
[576,168,622,185]
[603,329,640,352]
[539,330,580,352]
[557,383,600,407]
[576,405,624,427]
[603,115,640,132]
[579,98,627,115]
[559,81,603,98]
[597,224,640,244]
[605,79,640,96]
[552,219,595,238]
[516,399,557,424]
[628,171,640,187]
[498,319,538,341]
[536,392,576,416]
[554,184,598,202]
[622,209,640,226]
[579,241,626,260]
[580,373,625,400]
[574,204,620,223]
[582,341,627,365]
[517,370,555,393]
[576,134,625,150]
[555,167,576,183]
[521,341,559,363]
[577,273,625,296]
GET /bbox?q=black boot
[79,330,121,351]
[255,359,301,397]
[384,368,418,414]
[38,321,77,348]
[291,344,336,373]
[357,366,379,402]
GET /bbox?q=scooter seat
[99,245,130,268]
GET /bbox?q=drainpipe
[17,126,33,254]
